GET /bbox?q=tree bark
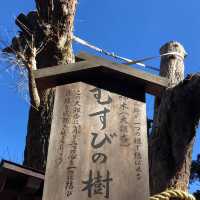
[13,0,77,171]
[150,41,200,194]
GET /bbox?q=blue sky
[0,0,199,190]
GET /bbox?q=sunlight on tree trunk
[2,0,200,195]
[150,41,200,194]
[23,0,77,171]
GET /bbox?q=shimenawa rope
[150,189,196,200]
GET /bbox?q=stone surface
[42,82,149,200]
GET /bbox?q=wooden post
[38,53,168,200]
[150,42,189,194]
[159,41,186,87]
[41,57,151,200]
[153,41,187,130]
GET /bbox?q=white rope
[73,35,185,72]
[124,52,184,65]
[73,35,133,62]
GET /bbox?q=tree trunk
[23,0,77,171]
[23,88,55,170]
[150,41,200,194]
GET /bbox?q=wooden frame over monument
[34,52,169,200]
[0,160,44,200]
[34,52,168,96]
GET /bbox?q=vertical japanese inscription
[42,82,149,200]
[65,89,81,197]
[82,87,114,198]
[133,102,143,181]
[55,89,71,166]
[119,96,130,147]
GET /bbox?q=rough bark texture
[24,0,77,171]
[4,0,77,171]
[150,41,200,194]
[24,88,55,170]
[153,41,186,125]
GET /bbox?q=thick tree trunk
[23,88,55,170]
[150,41,200,194]
[153,41,186,125]
[23,0,77,171]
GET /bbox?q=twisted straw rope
[150,190,196,200]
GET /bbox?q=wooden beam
[34,52,169,96]
[0,160,44,180]
[42,82,149,200]
[34,60,101,90]
[0,160,44,200]
[76,52,169,96]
